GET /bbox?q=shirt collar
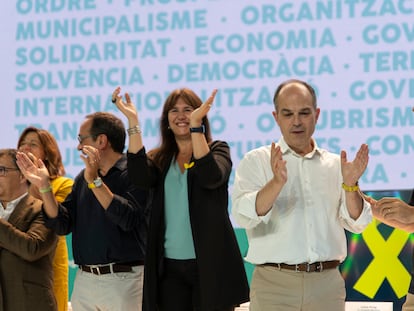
[0,192,28,220]
[278,136,322,158]
[100,154,126,176]
[113,153,127,170]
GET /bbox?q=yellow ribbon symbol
[183,162,194,169]
[353,221,410,298]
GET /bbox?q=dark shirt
[44,154,149,265]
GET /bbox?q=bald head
[273,79,317,112]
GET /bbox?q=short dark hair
[150,88,212,171]
[273,79,317,111]
[0,149,18,170]
[85,112,126,153]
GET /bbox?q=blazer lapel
[8,194,36,230]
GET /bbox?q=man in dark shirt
[17,112,149,311]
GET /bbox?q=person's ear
[97,134,108,148]
[315,108,321,123]
[272,111,280,127]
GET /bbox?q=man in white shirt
[232,79,372,311]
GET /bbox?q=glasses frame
[77,134,96,144]
[0,166,20,176]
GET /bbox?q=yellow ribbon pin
[183,162,194,169]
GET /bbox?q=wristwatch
[189,125,205,133]
[88,177,103,189]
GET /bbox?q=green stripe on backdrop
[234,228,254,283]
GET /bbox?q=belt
[261,260,340,272]
[79,260,144,275]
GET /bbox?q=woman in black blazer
[113,87,249,311]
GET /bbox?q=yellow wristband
[342,182,359,192]
[39,185,52,193]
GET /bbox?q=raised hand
[190,89,217,127]
[80,145,101,183]
[270,142,287,186]
[341,144,369,186]
[112,86,139,122]
[16,151,50,188]
[112,86,143,153]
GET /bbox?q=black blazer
[128,140,249,311]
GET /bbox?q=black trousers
[157,258,235,311]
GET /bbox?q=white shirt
[0,193,28,221]
[231,137,372,265]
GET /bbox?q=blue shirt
[164,161,196,259]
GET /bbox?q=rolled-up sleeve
[232,146,273,229]
[339,197,372,233]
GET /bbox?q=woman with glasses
[113,87,249,311]
[17,127,73,311]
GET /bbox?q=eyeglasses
[0,166,19,176]
[77,134,96,144]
